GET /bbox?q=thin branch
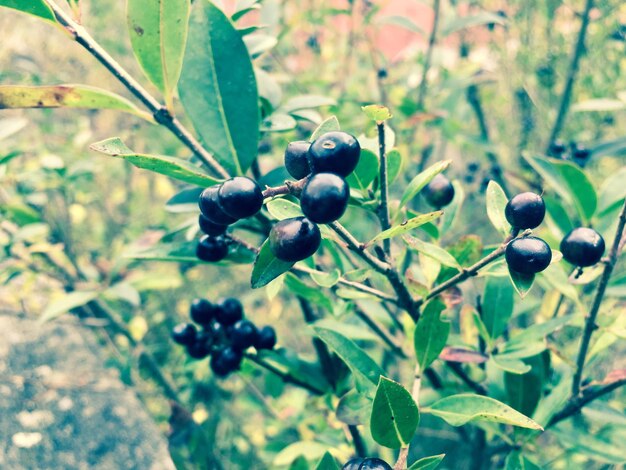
[244,353,325,395]
[348,425,368,458]
[329,222,391,273]
[416,0,441,109]
[446,362,488,395]
[546,0,595,151]
[352,304,407,358]
[262,177,308,199]
[44,0,230,179]
[571,199,626,396]
[377,122,392,256]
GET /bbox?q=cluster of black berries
[503,192,605,275]
[171,297,277,377]
[548,140,592,167]
[196,177,264,262]
[342,457,392,470]
[269,131,361,262]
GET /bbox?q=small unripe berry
[210,346,243,377]
[505,237,552,274]
[215,298,244,326]
[196,235,229,262]
[190,298,216,325]
[308,131,361,177]
[423,174,455,208]
[254,326,277,350]
[218,177,264,219]
[505,192,546,229]
[269,216,321,262]
[284,141,312,180]
[560,227,605,267]
[199,186,237,225]
[198,214,227,236]
[300,173,350,224]
[171,323,196,346]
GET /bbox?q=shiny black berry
[342,458,364,470]
[215,298,244,326]
[190,298,215,325]
[560,227,605,267]
[198,214,227,236]
[423,174,455,208]
[571,145,591,167]
[359,458,393,470]
[172,323,196,346]
[308,131,361,177]
[300,173,350,224]
[199,186,237,225]
[217,177,264,219]
[210,346,243,377]
[505,192,546,229]
[548,140,567,158]
[505,237,552,274]
[254,326,277,350]
[196,235,229,262]
[284,141,312,180]
[269,216,321,262]
[230,320,258,351]
[187,332,212,359]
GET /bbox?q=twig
[546,0,595,151]
[377,122,392,256]
[244,353,325,395]
[348,425,368,458]
[416,0,441,109]
[352,304,407,358]
[394,364,422,470]
[446,362,488,395]
[571,199,626,396]
[44,0,230,179]
[262,177,308,199]
[329,222,390,273]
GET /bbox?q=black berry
[505,237,552,274]
[254,326,277,350]
[505,192,546,229]
[359,458,392,470]
[217,177,264,219]
[190,298,215,325]
[342,458,364,470]
[199,186,238,225]
[308,131,361,177]
[230,320,258,351]
[196,235,229,262]
[300,173,350,224]
[284,141,312,180]
[560,227,605,267]
[548,140,567,158]
[571,145,591,167]
[198,214,227,236]
[187,332,212,359]
[171,323,196,346]
[423,174,455,208]
[215,298,244,326]
[210,346,243,377]
[269,216,321,262]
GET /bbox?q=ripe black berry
[255,326,277,350]
[198,214,227,236]
[360,458,392,470]
[196,235,229,262]
[190,298,215,325]
[548,140,567,158]
[505,237,552,274]
[210,346,243,377]
[342,458,364,470]
[571,145,591,167]
[215,298,244,326]
[560,227,605,267]
[230,320,258,350]
[217,177,264,219]
[308,131,361,177]
[172,323,196,345]
[187,332,212,359]
[423,174,455,208]
[199,186,237,225]
[505,192,546,229]
[300,173,350,224]
[269,216,321,262]
[284,141,312,180]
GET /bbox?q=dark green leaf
[284,274,333,312]
[346,149,378,191]
[504,452,541,470]
[0,0,56,23]
[290,456,309,470]
[504,352,549,417]
[400,160,451,208]
[481,276,514,342]
[315,452,339,470]
[370,377,419,449]
[509,268,535,298]
[413,298,450,370]
[251,238,294,288]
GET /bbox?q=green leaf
[251,238,294,288]
[127,0,190,104]
[504,452,541,470]
[310,269,340,288]
[90,138,222,186]
[504,352,549,417]
[315,452,339,470]
[532,372,572,427]
[346,149,379,191]
[0,85,152,121]
[0,0,56,23]
[508,268,535,298]
[387,149,403,184]
[313,326,385,393]
[408,454,445,470]
[274,442,328,467]
[441,11,506,36]
[362,104,392,122]
[290,456,309,470]
[427,394,543,430]
[376,15,426,36]
[413,298,450,370]
[370,377,419,449]
[481,276,514,342]
[367,211,443,246]
[404,235,461,269]
[400,160,451,208]
[309,116,340,141]
[39,291,99,323]
[336,390,372,425]
[125,241,253,264]
[179,0,259,175]
[265,198,303,220]
[438,180,464,234]
[284,274,333,312]
[486,181,510,237]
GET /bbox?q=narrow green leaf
[127,0,190,103]
[413,298,450,370]
[179,0,259,174]
[0,0,56,23]
[387,149,403,184]
[400,160,451,208]
[481,276,514,341]
[367,211,443,246]
[0,85,152,121]
[39,291,99,323]
[370,377,419,449]
[265,198,303,220]
[438,180,464,234]
[427,394,543,430]
[362,104,392,122]
[486,181,510,237]
[251,238,294,288]
[315,452,339,470]
[90,138,222,186]
[310,115,340,141]
[404,235,461,269]
[408,454,445,470]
